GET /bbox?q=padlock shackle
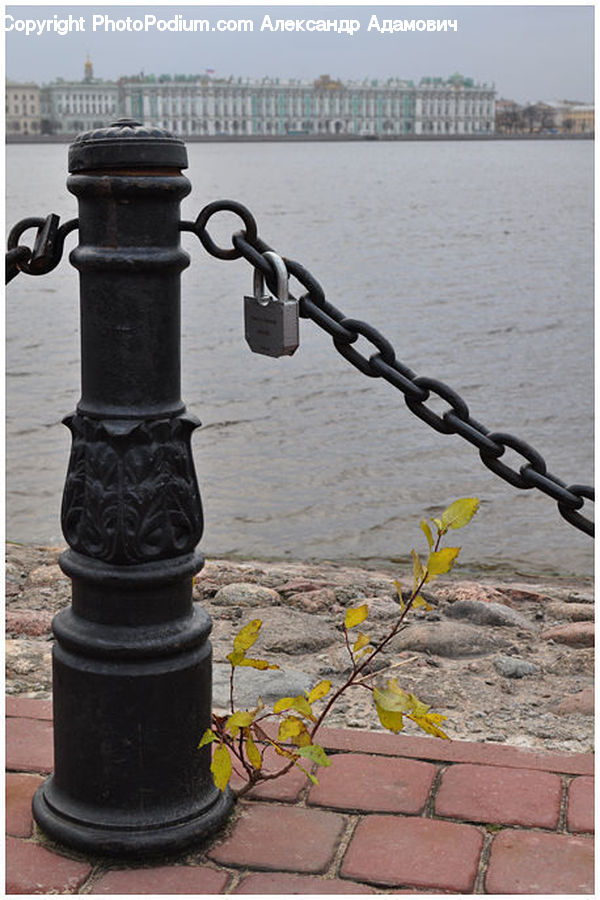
[253,250,288,303]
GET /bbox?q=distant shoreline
[6,132,594,145]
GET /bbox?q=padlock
[244,251,299,357]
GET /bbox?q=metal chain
[185,201,594,538]
[6,215,79,283]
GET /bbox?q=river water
[6,140,594,576]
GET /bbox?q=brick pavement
[6,698,594,894]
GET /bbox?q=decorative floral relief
[61,413,203,564]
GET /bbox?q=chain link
[6,215,79,283]
[187,200,594,538]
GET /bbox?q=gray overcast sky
[5,4,594,104]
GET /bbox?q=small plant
[199,497,479,797]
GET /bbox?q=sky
[4,4,595,104]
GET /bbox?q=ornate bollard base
[31,549,234,857]
[32,779,233,858]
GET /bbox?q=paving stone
[89,865,230,894]
[541,622,594,647]
[6,609,55,637]
[207,803,346,873]
[6,697,53,720]
[6,773,43,837]
[5,835,92,894]
[485,830,594,894]
[567,776,594,833]
[341,815,483,891]
[234,872,375,893]
[6,716,54,773]
[229,746,309,802]
[307,752,437,814]
[435,763,562,828]
[317,726,594,775]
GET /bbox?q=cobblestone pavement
[6,698,594,894]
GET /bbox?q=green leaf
[211,744,232,791]
[420,518,434,549]
[297,744,331,767]
[296,764,319,786]
[233,619,262,654]
[198,728,216,749]
[431,517,444,533]
[307,680,332,704]
[427,547,460,577]
[345,604,369,629]
[441,497,479,531]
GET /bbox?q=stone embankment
[6,543,594,754]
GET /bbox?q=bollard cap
[69,118,188,172]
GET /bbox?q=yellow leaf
[345,604,369,629]
[392,580,405,613]
[198,728,216,749]
[211,744,232,791]
[273,695,316,721]
[420,518,434,549]
[388,679,430,715]
[278,715,306,741]
[244,732,263,769]
[297,743,331,767]
[426,547,460,577]
[412,594,432,611]
[431,517,443,533]
[353,633,370,653]
[441,497,479,531]
[376,684,413,714]
[237,658,279,670]
[233,619,262,654]
[226,710,255,738]
[374,692,405,733]
[307,680,332,704]
[409,713,450,740]
[411,549,426,590]
[226,648,245,667]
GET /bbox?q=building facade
[119,73,495,137]
[11,66,496,137]
[6,82,41,135]
[566,105,594,133]
[40,57,119,134]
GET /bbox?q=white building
[40,57,119,134]
[6,82,41,135]
[119,73,494,138]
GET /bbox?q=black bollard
[32,120,234,856]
